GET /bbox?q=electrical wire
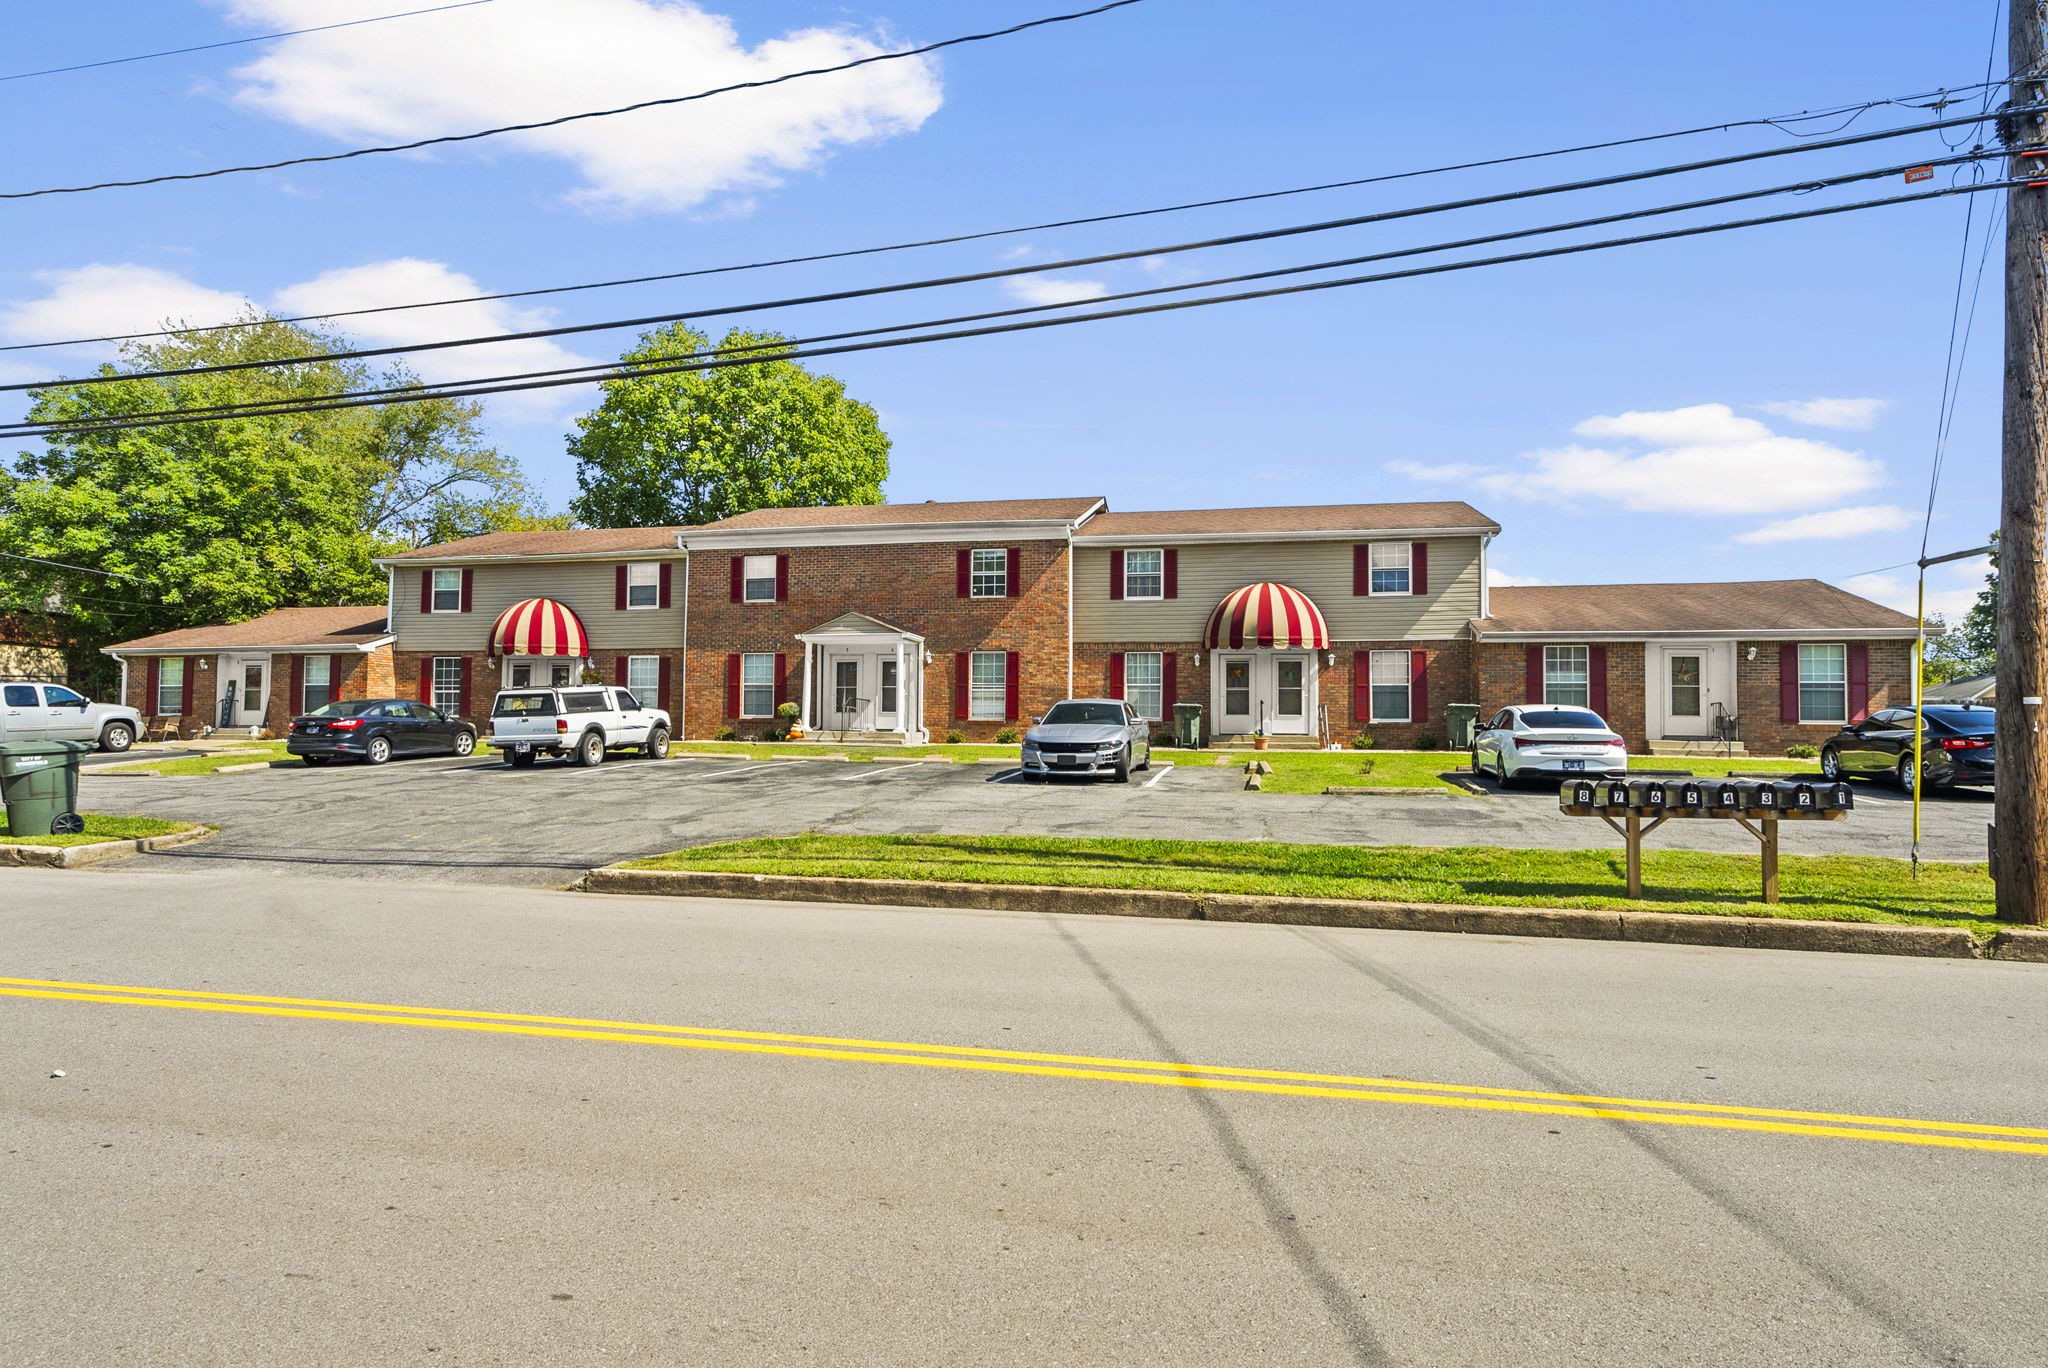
[9,178,2016,440]
[0,1,496,84]
[0,79,2016,357]
[15,154,1992,431]
[1919,183,2004,559]
[0,0,1147,201]
[0,550,152,582]
[11,108,2023,395]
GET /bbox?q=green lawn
[675,741,1060,764]
[626,834,1996,931]
[0,812,194,847]
[1253,750,1819,795]
[99,743,298,776]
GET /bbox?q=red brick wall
[1334,638,1476,749]
[1073,642,1206,743]
[684,541,1071,741]
[1477,641,1649,747]
[1736,639,1912,753]
[395,647,685,727]
[122,653,220,738]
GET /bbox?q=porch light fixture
[1192,653,1202,667]
[1325,651,1336,666]
[1746,646,1757,661]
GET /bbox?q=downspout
[675,535,690,739]
[1065,528,1075,698]
[1478,532,1494,620]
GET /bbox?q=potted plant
[1253,728,1269,752]
[776,700,802,740]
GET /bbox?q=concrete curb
[0,825,214,869]
[1322,786,1466,797]
[575,866,2025,962]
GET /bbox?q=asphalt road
[2,868,2043,1366]
[75,751,1996,887]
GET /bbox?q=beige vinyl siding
[389,560,685,652]
[1073,538,1482,642]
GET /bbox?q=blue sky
[0,0,2009,618]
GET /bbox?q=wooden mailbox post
[1558,777,1855,904]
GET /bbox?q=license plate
[1563,760,1585,771]
[1056,755,1078,766]
[515,742,531,753]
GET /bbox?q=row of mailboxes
[1559,777,1854,814]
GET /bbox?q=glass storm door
[1669,655,1703,721]
[1268,656,1310,734]
[833,659,862,726]
[1219,657,1254,732]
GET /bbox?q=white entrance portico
[795,612,927,742]
[1204,582,1330,739]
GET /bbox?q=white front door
[825,656,869,731]
[1649,643,1734,740]
[219,654,268,727]
[1211,651,1315,736]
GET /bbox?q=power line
[0,1,497,84]
[17,154,1991,432]
[0,549,152,583]
[1920,181,2005,557]
[12,107,2023,395]
[0,0,1148,201]
[10,179,2015,440]
[0,79,2013,356]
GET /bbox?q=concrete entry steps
[1211,735,1324,751]
[1647,740,1750,756]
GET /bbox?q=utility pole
[2000,0,2048,922]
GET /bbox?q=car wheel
[575,731,605,767]
[644,725,670,759]
[1897,753,1936,795]
[1112,746,1132,784]
[99,721,134,753]
[1819,747,1843,781]
[451,729,476,757]
[303,755,330,767]
[365,735,392,766]
[509,749,535,768]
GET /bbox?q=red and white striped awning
[490,598,590,657]
[1204,582,1331,650]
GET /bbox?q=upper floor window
[1544,646,1590,707]
[1799,644,1848,724]
[1123,549,1164,600]
[970,549,1008,599]
[1367,542,1411,595]
[626,562,660,609]
[742,555,778,604]
[431,568,463,613]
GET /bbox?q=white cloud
[1003,276,1109,307]
[216,0,943,214]
[1481,403,1885,515]
[0,264,253,359]
[1840,558,1990,622]
[1755,397,1888,430]
[1486,568,1547,587]
[1387,459,1485,482]
[1734,504,1914,544]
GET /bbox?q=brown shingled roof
[380,527,686,561]
[1076,501,1499,537]
[106,606,391,653]
[696,497,1104,530]
[1475,580,1918,635]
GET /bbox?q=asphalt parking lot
[72,750,1997,887]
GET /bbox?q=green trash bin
[1444,703,1480,750]
[0,739,92,838]
[1172,702,1204,749]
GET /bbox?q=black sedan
[286,698,478,766]
[1818,705,1995,792]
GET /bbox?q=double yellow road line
[6,975,2044,1157]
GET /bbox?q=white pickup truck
[487,685,670,768]
[0,681,143,752]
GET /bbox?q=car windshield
[493,692,556,717]
[306,700,375,718]
[1520,709,1607,731]
[1924,706,1994,732]
[1041,702,1125,726]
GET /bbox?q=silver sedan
[1020,699,1152,782]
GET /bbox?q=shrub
[1415,732,1440,750]
[580,667,605,684]
[1785,743,1819,759]
[995,729,1019,745]
[776,701,800,721]
[945,730,966,745]
[1358,758,1377,777]
[715,727,736,741]
[757,731,779,743]
[1153,732,1177,748]
[1350,734,1376,750]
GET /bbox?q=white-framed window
[626,655,661,698]
[302,655,332,712]
[1123,549,1164,600]
[740,653,776,718]
[1369,649,1413,722]
[431,568,462,613]
[1367,542,1411,595]
[880,659,899,715]
[970,549,1008,599]
[626,562,660,609]
[1124,651,1163,719]
[431,657,463,714]
[1544,646,1590,707]
[742,556,778,603]
[1799,643,1849,724]
[156,657,185,715]
[969,651,1007,720]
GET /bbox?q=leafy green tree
[568,324,889,527]
[1920,533,1999,686]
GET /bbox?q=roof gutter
[1469,626,1927,642]
[1076,524,1500,546]
[102,636,396,657]
[374,549,687,568]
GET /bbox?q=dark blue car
[1819,705,1995,792]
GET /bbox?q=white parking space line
[1143,764,1175,787]
[833,763,940,784]
[700,762,786,781]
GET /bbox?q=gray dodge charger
[1019,698,1152,782]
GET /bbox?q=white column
[894,640,906,736]
[799,641,814,732]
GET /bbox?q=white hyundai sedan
[1471,705,1629,786]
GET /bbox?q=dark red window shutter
[774,653,788,706]
[289,654,305,714]
[1848,642,1870,721]
[730,557,744,603]
[658,562,673,609]
[1163,652,1178,711]
[1007,546,1021,598]
[145,657,160,713]
[1526,646,1544,704]
[1411,542,1428,596]
[1353,545,1369,596]
[1109,550,1124,600]
[322,656,337,702]
[1004,651,1020,721]
[1412,650,1429,724]
[1779,646,1800,723]
[1354,652,1370,722]
[458,568,472,613]
[614,656,629,686]
[457,656,472,718]
[1163,549,1178,599]
[418,662,435,704]
[183,659,197,714]
[657,656,673,713]
[1109,651,1125,698]
[953,653,970,719]
[420,569,433,615]
[726,654,742,717]
[956,549,971,598]
[616,565,629,611]
[1588,645,1607,717]
[775,554,789,602]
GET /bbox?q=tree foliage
[568,324,889,527]
[1921,533,1999,685]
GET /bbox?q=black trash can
[1172,702,1204,749]
[0,739,92,837]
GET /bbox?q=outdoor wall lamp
[1746,646,1757,661]
[1326,651,1336,666]
[1192,653,1202,667]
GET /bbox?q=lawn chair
[144,716,183,742]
